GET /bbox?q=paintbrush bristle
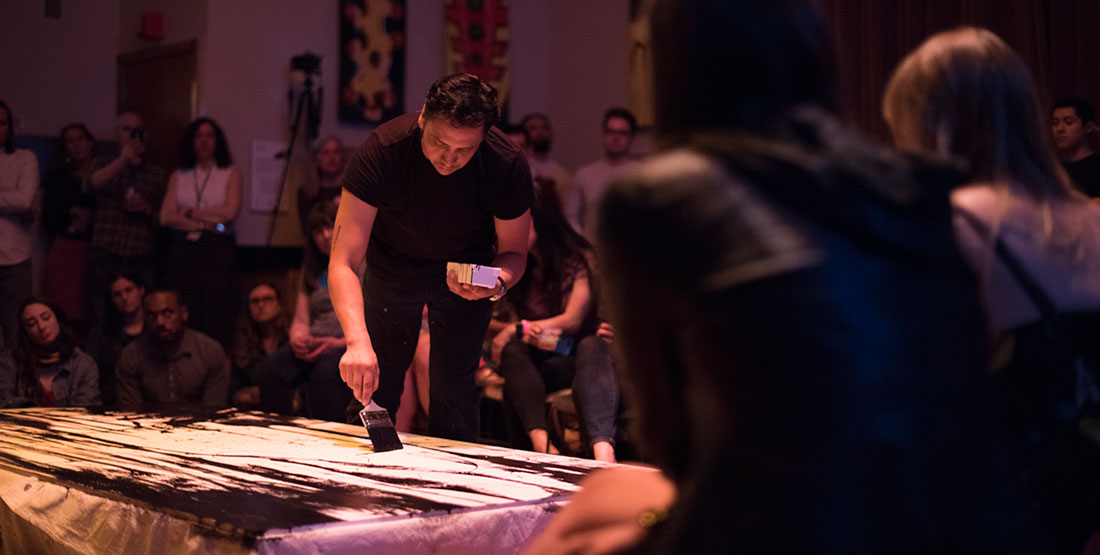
[359,404,403,452]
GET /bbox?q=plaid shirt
[89,155,167,257]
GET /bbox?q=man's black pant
[364,276,493,442]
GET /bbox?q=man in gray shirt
[116,290,229,409]
[564,108,640,236]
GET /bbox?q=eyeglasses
[249,295,278,305]
[603,129,632,136]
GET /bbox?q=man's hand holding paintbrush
[339,339,380,404]
[340,340,403,452]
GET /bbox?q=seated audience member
[564,108,640,235]
[256,202,353,422]
[86,111,166,331]
[0,298,99,408]
[41,123,96,328]
[160,117,241,347]
[0,100,40,346]
[572,322,621,463]
[297,135,347,235]
[85,272,146,405]
[884,27,1100,554]
[527,2,1033,554]
[116,290,230,409]
[1051,97,1100,197]
[229,283,289,409]
[490,190,597,453]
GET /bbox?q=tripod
[266,72,322,244]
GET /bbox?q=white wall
[0,1,120,139]
[511,1,632,171]
[201,0,450,245]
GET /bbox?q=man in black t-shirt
[1052,97,1100,198]
[329,74,533,441]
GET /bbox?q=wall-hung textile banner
[339,0,407,125]
[444,0,510,115]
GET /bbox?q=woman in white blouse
[160,117,242,347]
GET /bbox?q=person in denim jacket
[0,298,100,408]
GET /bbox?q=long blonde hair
[883,27,1097,268]
[883,27,1073,202]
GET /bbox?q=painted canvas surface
[0,407,604,549]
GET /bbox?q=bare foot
[529,428,559,455]
[592,441,616,463]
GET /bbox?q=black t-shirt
[342,112,533,282]
[1063,154,1100,198]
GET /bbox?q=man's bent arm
[492,209,532,290]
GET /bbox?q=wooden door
[117,40,197,171]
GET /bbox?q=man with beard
[565,107,640,236]
[521,112,571,211]
[116,290,229,409]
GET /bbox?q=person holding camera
[86,111,167,333]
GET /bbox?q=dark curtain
[818,0,1100,143]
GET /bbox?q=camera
[130,127,145,141]
[291,52,321,75]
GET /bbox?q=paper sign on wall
[251,139,287,212]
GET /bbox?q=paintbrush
[359,399,403,452]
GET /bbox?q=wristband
[489,276,507,301]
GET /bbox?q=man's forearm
[328,262,373,348]
[90,156,126,188]
[492,251,527,289]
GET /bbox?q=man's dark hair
[178,117,233,169]
[0,100,14,154]
[520,112,550,129]
[603,107,637,134]
[651,0,835,142]
[1053,96,1096,124]
[501,122,525,136]
[144,288,184,307]
[423,73,500,130]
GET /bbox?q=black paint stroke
[0,408,593,544]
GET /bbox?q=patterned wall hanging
[444,0,510,119]
[339,0,407,125]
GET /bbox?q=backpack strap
[953,206,1058,319]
